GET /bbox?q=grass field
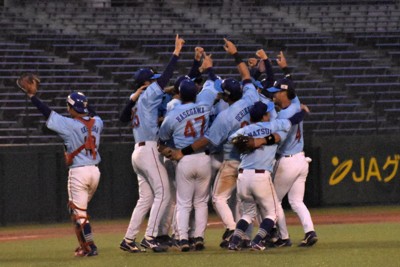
[1,207,400,267]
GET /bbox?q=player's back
[132,82,165,143]
[47,112,103,167]
[160,102,211,149]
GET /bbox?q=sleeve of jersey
[228,128,245,143]
[158,115,173,142]
[140,82,165,111]
[94,116,104,133]
[291,96,301,108]
[204,113,230,146]
[196,80,218,107]
[46,111,72,135]
[242,83,259,102]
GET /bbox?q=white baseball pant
[125,141,171,239]
[236,169,278,224]
[175,152,211,240]
[273,152,315,239]
[68,165,100,223]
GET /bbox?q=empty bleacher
[0,0,399,144]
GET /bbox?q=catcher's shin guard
[68,201,94,253]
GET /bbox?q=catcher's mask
[67,92,88,114]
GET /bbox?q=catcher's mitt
[16,73,40,96]
[231,135,253,154]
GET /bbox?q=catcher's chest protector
[64,117,97,166]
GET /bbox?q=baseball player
[250,77,318,247]
[158,53,219,252]
[16,74,103,257]
[156,47,205,247]
[168,38,260,248]
[227,101,305,251]
[119,34,185,253]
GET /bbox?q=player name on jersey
[247,127,273,137]
[235,106,252,122]
[175,106,206,122]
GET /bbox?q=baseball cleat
[240,239,251,249]
[220,229,234,248]
[74,245,98,257]
[140,236,168,252]
[155,235,173,247]
[120,238,143,253]
[227,242,241,251]
[179,239,190,252]
[299,231,318,247]
[194,237,205,251]
[273,238,292,247]
[249,241,266,251]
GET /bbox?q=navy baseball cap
[220,78,242,101]
[267,77,294,93]
[134,68,161,84]
[179,79,197,102]
[250,101,274,122]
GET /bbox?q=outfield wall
[0,135,399,225]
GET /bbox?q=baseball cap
[251,78,263,89]
[220,78,242,101]
[166,75,197,93]
[267,77,294,93]
[249,101,274,122]
[67,92,88,114]
[179,79,197,102]
[133,68,161,84]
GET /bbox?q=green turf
[1,219,400,267]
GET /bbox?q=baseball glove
[231,135,253,154]
[16,73,40,96]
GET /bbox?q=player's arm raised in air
[223,38,251,82]
[256,49,275,89]
[276,51,291,78]
[17,73,51,119]
[186,46,204,79]
[156,34,185,90]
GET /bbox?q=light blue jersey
[159,79,218,148]
[46,111,103,168]
[205,82,260,161]
[132,82,165,143]
[276,96,304,156]
[229,119,292,172]
[166,98,181,114]
[259,94,277,120]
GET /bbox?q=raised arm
[223,38,251,81]
[17,73,51,119]
[187,46,204,79]
[156,34,185,89]
[256,49,275,88]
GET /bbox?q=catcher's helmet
[67,92,88,114]
[179,79,197,102]
[221,78,242,101]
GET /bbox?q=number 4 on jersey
[184,115,205,138]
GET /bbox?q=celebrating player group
[18,34,317,256]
